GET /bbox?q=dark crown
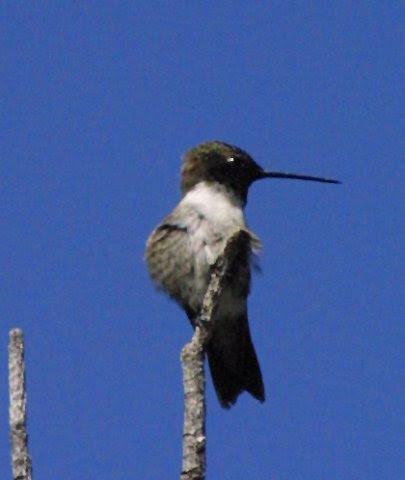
[181,141,264,203]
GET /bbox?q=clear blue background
[1,2,403,479]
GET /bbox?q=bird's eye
[227,157,235,163]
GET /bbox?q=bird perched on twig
[146,141,339,408]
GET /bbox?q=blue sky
[1,2,403,479]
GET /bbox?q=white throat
[180,181,245,229]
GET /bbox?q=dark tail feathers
[207,315,265,408]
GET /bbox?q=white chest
[179,182,247,300]
[181,182,245,234]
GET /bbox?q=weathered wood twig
[9,328,32,480]
[180,230,251,480]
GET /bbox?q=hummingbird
[145,141,339,408]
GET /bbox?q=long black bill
[261,171,341,184]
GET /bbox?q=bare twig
[180,230,251,480]
[9,329,32,480]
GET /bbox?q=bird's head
[181,141,340,204]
